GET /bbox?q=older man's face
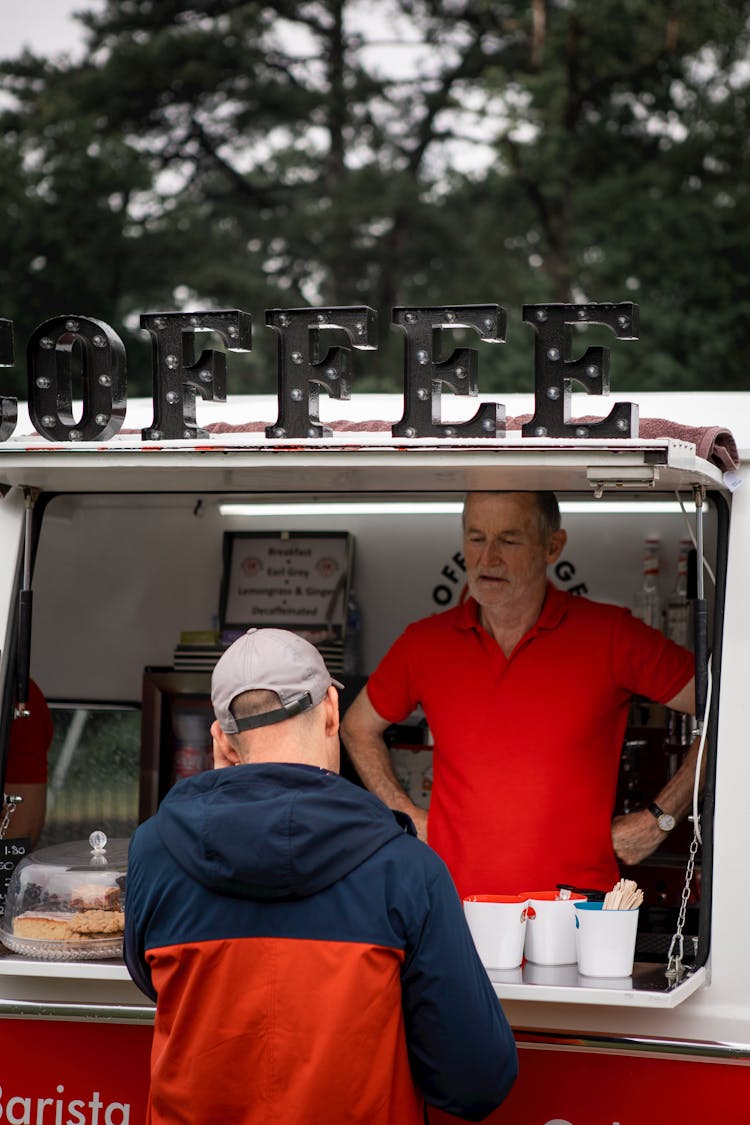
[463,493,564,613]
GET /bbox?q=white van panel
[0,487,26,690]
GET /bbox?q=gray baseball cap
[211,628,344,734]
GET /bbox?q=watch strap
[648,801,675,830]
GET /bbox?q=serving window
[11,479,725,1008]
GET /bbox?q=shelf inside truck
[489,961,708,1008]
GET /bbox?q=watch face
[658,813,676,831]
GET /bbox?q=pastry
[69,909,124,935]
[12,908,125,942]
[13,912,77,940]
[70,884,122,911]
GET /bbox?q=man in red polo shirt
[340,491,697,899]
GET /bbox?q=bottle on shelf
[666,538,693,649]
[619,738,647,814]
[633,535,663,630]
[342,589,362,675]
[665,708,694,777]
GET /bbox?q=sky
[2,0,103,58]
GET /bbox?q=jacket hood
[153,763,413,900]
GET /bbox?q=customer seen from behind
[124,627,517,1124]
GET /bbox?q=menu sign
[220,532,352,634]
[0,836,30,919]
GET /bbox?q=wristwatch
[648,802,676,832]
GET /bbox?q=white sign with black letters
[221,532,351,633]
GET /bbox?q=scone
[13,908,125,942]
[69,909,125,935]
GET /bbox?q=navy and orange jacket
[124,762,517,1124]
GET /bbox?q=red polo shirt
[367,584,694,899]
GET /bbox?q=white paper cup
[522,890,587,965]
[463,895,529,970]
[574,901,639,977]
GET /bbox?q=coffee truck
[0,302,748,1123]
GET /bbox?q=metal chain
[0,796,21,841]
[665,825,701,983]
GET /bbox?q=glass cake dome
[0,831,128,961]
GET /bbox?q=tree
[1,0,749,400]
[402,0,750,390]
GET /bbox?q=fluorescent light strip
[219,500,690,517]
[561,501,689,515]
[219,502,463,516]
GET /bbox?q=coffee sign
[0,301,639,444]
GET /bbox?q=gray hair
[463,491,561,542]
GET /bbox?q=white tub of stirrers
[575,878,642,976]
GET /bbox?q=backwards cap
[211,627,343,734]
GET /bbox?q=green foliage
[1,0,749,399]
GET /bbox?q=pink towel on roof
[205,415,740,471]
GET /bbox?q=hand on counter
[611,809,665,867]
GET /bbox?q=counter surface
[490,960,707,1008]
[0,948,704,1019]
